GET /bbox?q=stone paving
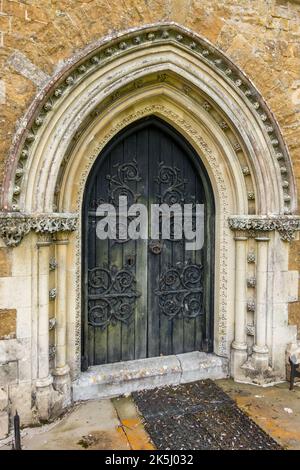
[0,397,154,450]
[218,379,300,451]
[0,379,299,450]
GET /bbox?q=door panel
[82,117,214,368]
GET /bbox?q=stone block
[0,14,10,33]
[178,351,229,384]
[0,338,25,363]
[0,276,31,308]
[73,355,182,402]
[0,248,11,276]
[72,352,229,402]
[0,361,17,385]
[0,411,9,439]
[289,301,300,335]
[9,382,34,427]
[0,309,16,339]
[0,388,8,411]
[2,0,25,19]
[36,384,51,422]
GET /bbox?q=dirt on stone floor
[0,379,299,450]
[217,379,300,450]
[0,397,154,451]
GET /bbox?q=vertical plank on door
[134,127,149,359]
[147,125,163,357]
[94,153,109,365]
[171,141,185,355]
[157,131,173,356]
[107,144,123,363]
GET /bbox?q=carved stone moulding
[247,299,255,312]
[246,324,255,336]
[247,252,256,263]
[49,257,58,271]
[0,212,78,247]
[247,277,256,288]
[228,215,300,242]
[5,23,294,214]
[49,288,57,301]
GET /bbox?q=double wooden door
[82,117,214,369]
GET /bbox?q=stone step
[72,352,229,402]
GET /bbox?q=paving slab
[1,400,132,450]
[217,379,300,450]
[1,378,299,450]
[112,397,154,450]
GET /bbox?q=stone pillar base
[36,375,53,422]
[235,356,280,386]
[53,366,72,409]
[231,345,247,381]
[252,346,269,372]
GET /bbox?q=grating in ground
[133,380,282,450]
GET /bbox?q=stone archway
[0,23,299,420]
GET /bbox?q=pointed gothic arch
[0,23,299,417]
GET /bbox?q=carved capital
[228,215,300,241]
[0,213,78,247]
[0,215,31,247]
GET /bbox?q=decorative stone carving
[202,101,211,111]
[157,73,167,82]
[247,252,256,263]
[247,277,256,288]
[0,216,31,247]
[49,258,58,271]
[247,191,255,200]
[242,166,250,176]
[246,324,255,336]
[233,142,241,151]
[0,213,78,247]
[49,288,57,300]
[49,318,56,330]
[228,216,300,242]
[49,345,56,359]
[6,24,293,213]
[219,121,228,130]
[247,300,255,312]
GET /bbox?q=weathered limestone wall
[0,1,300,326]
[0,1,299,195]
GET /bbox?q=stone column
[36,237,53,420]
[231,232,248,377]
[252,235,270,371]
[52,237,71,401]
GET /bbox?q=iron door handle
[149,240,163,254]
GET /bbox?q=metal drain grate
[133,380,282,450]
